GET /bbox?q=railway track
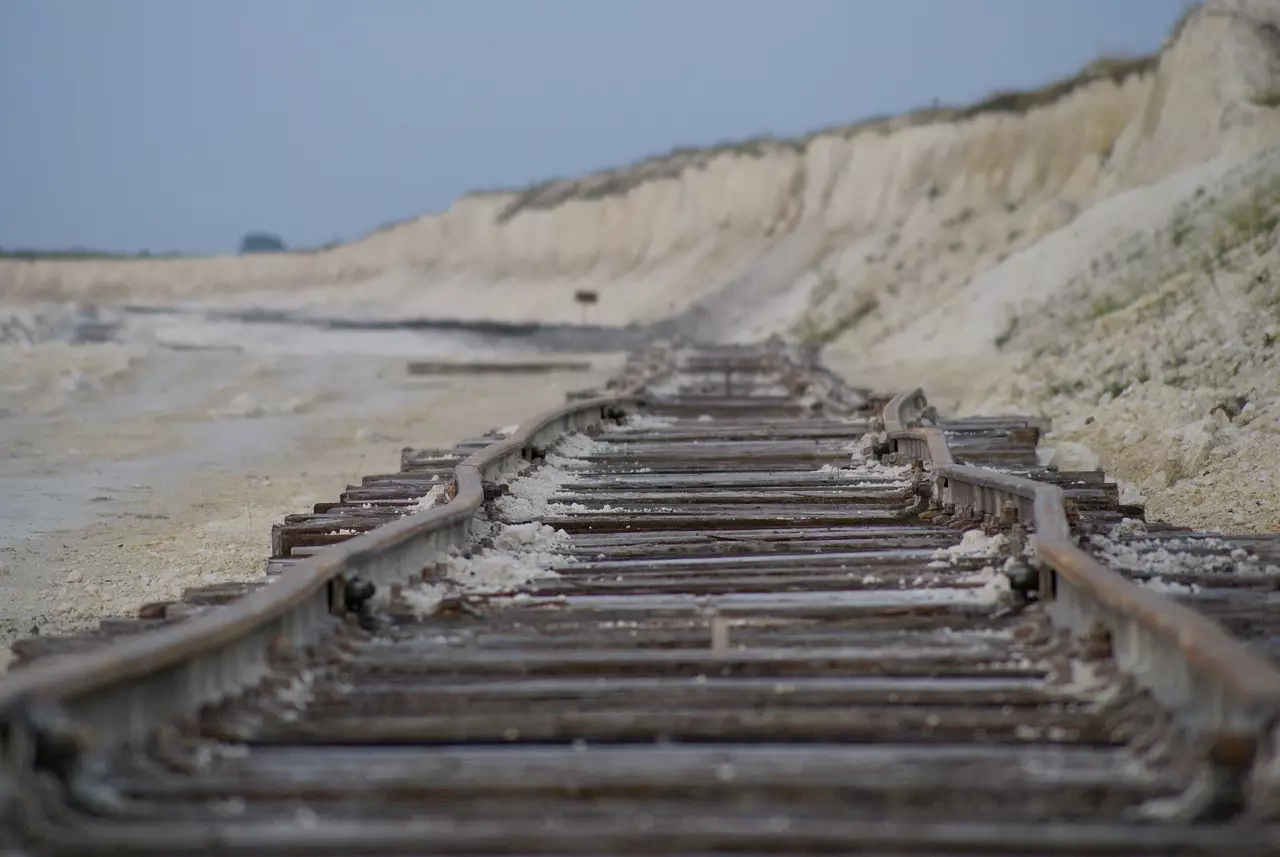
[2,339,1280,854]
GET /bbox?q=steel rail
[2,346,1280,851]
[2,352,1276,807]
[884,390,1280,758]
[0,392,644,753]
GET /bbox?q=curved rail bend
[883,390,1280,779]
[0,391,646,752]
[2,352,1277,819]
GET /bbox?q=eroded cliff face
[3,0,1280,339]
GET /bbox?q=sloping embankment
[5,1,1279,338]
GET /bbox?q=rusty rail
[2,350,1277,816]
[0,393,644,752]
[883,390,1280,746]
[3,345,1280,851]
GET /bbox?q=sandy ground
[827,149,1280,535]
[3,1,1277,668]
[0,333,621,664]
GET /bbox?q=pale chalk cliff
[3,1,1278,331]
[4,0,1280,536]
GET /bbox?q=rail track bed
[3,341,1280,854]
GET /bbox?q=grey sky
[1,0,1190,255]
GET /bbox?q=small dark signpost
[574,289,599,325]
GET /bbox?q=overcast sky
[1,0,1190,255]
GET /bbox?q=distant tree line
[0,246,172,260]
[0,231,291,259]
[238,232,287,253]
